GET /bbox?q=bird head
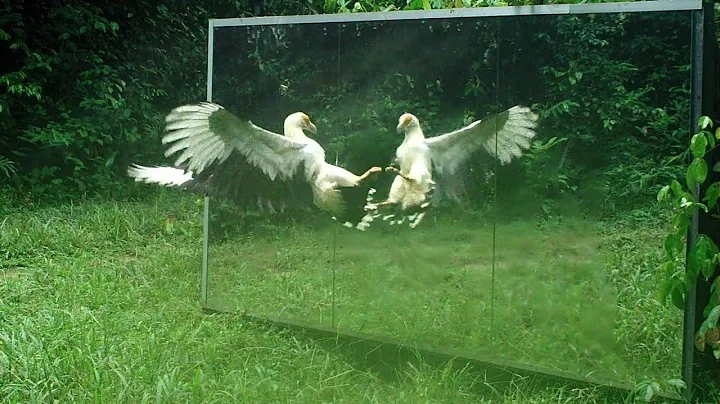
[396,113,419,134]
[286,112,317,135]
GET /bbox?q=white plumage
[127,165,193,187]
[370,105,539,214]
[128,102,381,214]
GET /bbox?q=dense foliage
[1,1,243,197]
[658,116,720,364]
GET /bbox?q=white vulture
[127,102,382,221]
[365,105,539,227]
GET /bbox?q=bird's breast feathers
[396,142,429,165]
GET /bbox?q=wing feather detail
[162,102,311,181]
[424,105,539,175]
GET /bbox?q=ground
[207,199,682,385]
[0,191,692,402]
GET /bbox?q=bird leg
[373,200,395,208]
[385,166,415,183]
[357,166,382,182]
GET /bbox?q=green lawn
[0,191,687,402]
[207,200,682,386]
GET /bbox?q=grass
[207,201,682,386]
[0,190,693,402]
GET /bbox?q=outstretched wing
[128,101,324,214]
[162,102,311,181]
[424,106,538,175]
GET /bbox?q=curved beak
[305,121,318,134]
[396,123,404,134]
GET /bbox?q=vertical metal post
[202,196,210,305]
[207,20,215,103]
[691,2,719,401]
[201,20,215,306]
[489,19,501,334]
[681,6,705,402]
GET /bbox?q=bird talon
[385,166,398,172]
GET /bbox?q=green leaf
[690,133,708,158]
[703,182,720,209]
[664,233,684,260]
[657,185,670,202]
[422,0,432,10]
[681,192,697,206]
[404,0,424,10]
[702,253,719,280]
[698,116,713,130]
[670,180,683,197]
[688,235,719,280]
[672,213,689,233]
[641,383,654,402]
[714,162,720,173]
[324,0,336,12]
[698,305,719,336]
[705,131,716,149]
[716,127,720,140]
[688,237,708,278]
[670,283,685,310]
[663,261,676,277]
[686,158,708,189]
[683,200,709,213]
[659,275,675,304]
[666,379,687,391]
[706,278,719,317]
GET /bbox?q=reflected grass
[208,204,682,385]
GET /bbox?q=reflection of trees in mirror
[499,13,691,217]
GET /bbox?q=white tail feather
[127,164,193,187]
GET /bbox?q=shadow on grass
[203,308,684,403]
